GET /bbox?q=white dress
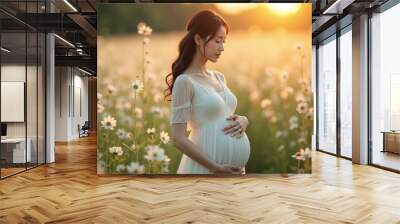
[170,70,251,174]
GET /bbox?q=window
[317,35,337,154]
[339,28,352,158]
[371,3,400,171]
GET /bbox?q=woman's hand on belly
[213,164,244,174]
[222,114,249,138]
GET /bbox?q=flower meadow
[98,22,313,174]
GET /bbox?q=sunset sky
[215,3,302,15]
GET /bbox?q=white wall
[1,63,46,164]
[55,66,69,141]
[1,66,26,138]
[72,73,89,138]
[55,67,89,141]
[1,65,34,138]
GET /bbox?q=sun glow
[215,3,301,16]
[266,4,301,15]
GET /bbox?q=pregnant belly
[192,118,251,167]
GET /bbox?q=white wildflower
[101,115,116,130]
[160,131,170,144]
[131,79,144,92]
[292,148,306,161]
[144,145,165,161]
[125,132,132,140]
[107,84,116,94]
[260,98,272,109]
[151,106,161,114]
[109,146,123,156]
[306,108,313,120]
[146,127,156,135]
[263,110,274,119]
[296,93,306,103]
[121,115,133,126]
[116,129,127,139]
[296,101,308,114]
[126,162,145,174]
[97,103,104,113]
[143,37,150,44]
[116,164,126,173]
[164,156,171,164]
[143,26,152,35]
[289,116,299,130]
[137,22,146,35]
[304,147,311,159]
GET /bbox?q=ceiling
[0,0,394,75]
[1,0,97,74]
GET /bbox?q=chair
[78,121,90,138]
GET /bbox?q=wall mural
[97,3,313,175]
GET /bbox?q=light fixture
[78,67,93,76]
[54,34,75,48]
[76,48,85,55]
[322,0,355,15]
[1,47,11,53]
[63,0,78,12]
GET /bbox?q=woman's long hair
[164,10,229,101]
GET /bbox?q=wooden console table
[381,131,400,154]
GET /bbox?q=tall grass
[97,23,313,174]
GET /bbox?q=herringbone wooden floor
[1,135,399,224]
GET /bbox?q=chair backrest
[82,121,90,129]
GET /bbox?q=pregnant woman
[165,10,251,174]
